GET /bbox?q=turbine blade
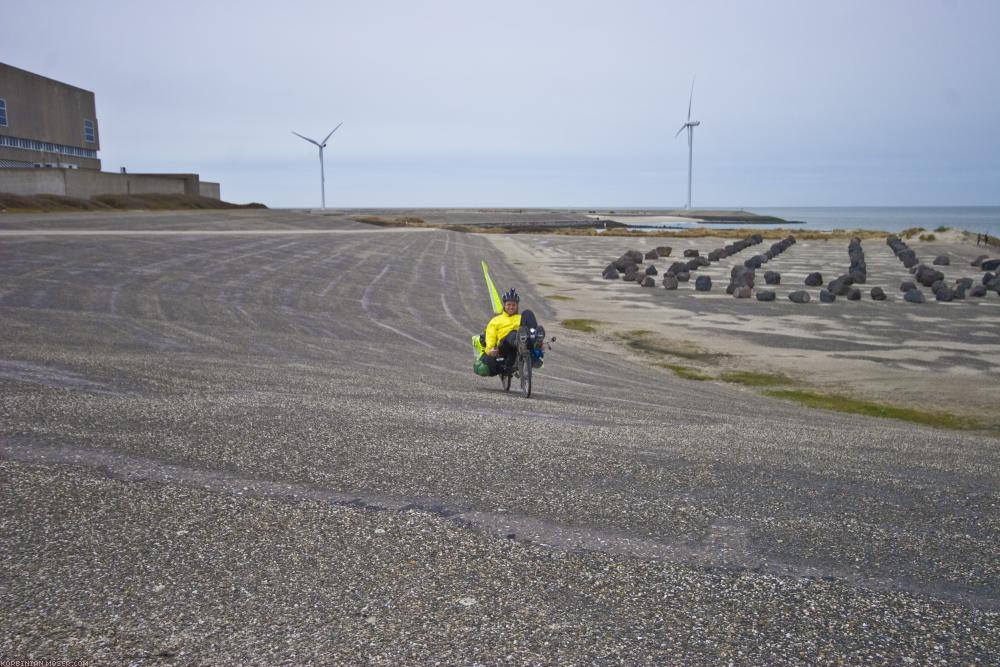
[322,122,343,145]
[292,131,320,147]
[675,125,687,139]
[687,78,695,122]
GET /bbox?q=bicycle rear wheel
[500,370,511,392]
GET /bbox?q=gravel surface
[1,210,998,664]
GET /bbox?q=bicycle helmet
[501,288,520,303]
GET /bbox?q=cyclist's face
[503,300,519,315]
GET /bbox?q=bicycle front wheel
[519,352,532,398]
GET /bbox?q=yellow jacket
[485,311,521,351]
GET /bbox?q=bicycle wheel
[500,370,511,392]
[519,350,532,398]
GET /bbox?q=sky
[3,0,999,208]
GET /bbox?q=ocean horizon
[718,206,1000,235]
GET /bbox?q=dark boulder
[624,249,645,264]
[971,255,988,267]
[725,282,736,295]
[602,267,620,280]
[744,255,765,269]
[954,284,966,299]
[980,259,1000,271]
[819,289,836,303]
[707,249,723,262]
[662,275,679,290]
[788,290,811,304]
[683,248,700,258]
[935,287,955,302]
[956,277,973,290]
[645,265,658,276]
[970,285,988,297]
[756,290,776,302]
[804,272,823,287]
[898,249,918,268]
[685,259,702,271]
[644,249,659,260]
[667,261,688,275]
[899,280,916,292]
[849,270,867,284]
[734,286,752,299]
[870,287,887,301]
[931,280,946,294]
[932,255,950,266]
[847,288,862,301]
[915,265,945,287]
[695,276,712,291]
[828,279,851,296]
[764,271,781,285]
[675,270,691,282]
[640,275,656,287]
[903,289,925,303]
[622,270,639,282]
[983,272,995,285]
[655,246,672,257]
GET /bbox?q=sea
[695,207,1000,235]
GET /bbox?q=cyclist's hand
[487,348,499,358]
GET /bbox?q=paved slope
[1,215,997,664]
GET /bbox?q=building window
[84,119,95,143]
[0,98,7,126]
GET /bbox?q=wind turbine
[674,80,700,210]
[292,122,343,210]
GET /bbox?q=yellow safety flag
[481,261,502,314]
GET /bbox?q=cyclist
[473,288,544,377]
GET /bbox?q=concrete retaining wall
[0,168,221,199]
[200,181,220,199]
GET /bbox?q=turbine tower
[292,122,343,210]
[674,80,700,210]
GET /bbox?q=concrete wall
[199,181,220,199]
[0,168,66,195]
[0,169,222,200]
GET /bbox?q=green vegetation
[657,363,711,381]
[561,319,601,333]
[0,193,265,213]
[900,227,925,239]
[934,225,950,233]
[763,389,984,431]
[719,371,794,387]
[622,335,725,363]
[918,233,936,242]
[545,294,574,301]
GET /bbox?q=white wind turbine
[292,122,343,210]
[674,80,700,210]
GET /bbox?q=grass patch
[934,225,950,232]
[545,294,574,301]
[561,318,601,333]
[901,227,925,239]
[0,192,265,212]
[719,371,794,387]
[763,389,982,431]
[622,336,725,363]
[918,233,936,241]
[657,363,711,381]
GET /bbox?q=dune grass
[763,389,986,431]
[719,371,795,387]
[561,319,601,333]
[657,363,711,381]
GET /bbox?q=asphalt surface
[1,210,998,664]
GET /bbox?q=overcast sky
[4,0,999,207]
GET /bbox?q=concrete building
[0,62,220,200]
[0,62,101,170]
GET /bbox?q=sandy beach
[488,229,1000,422]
